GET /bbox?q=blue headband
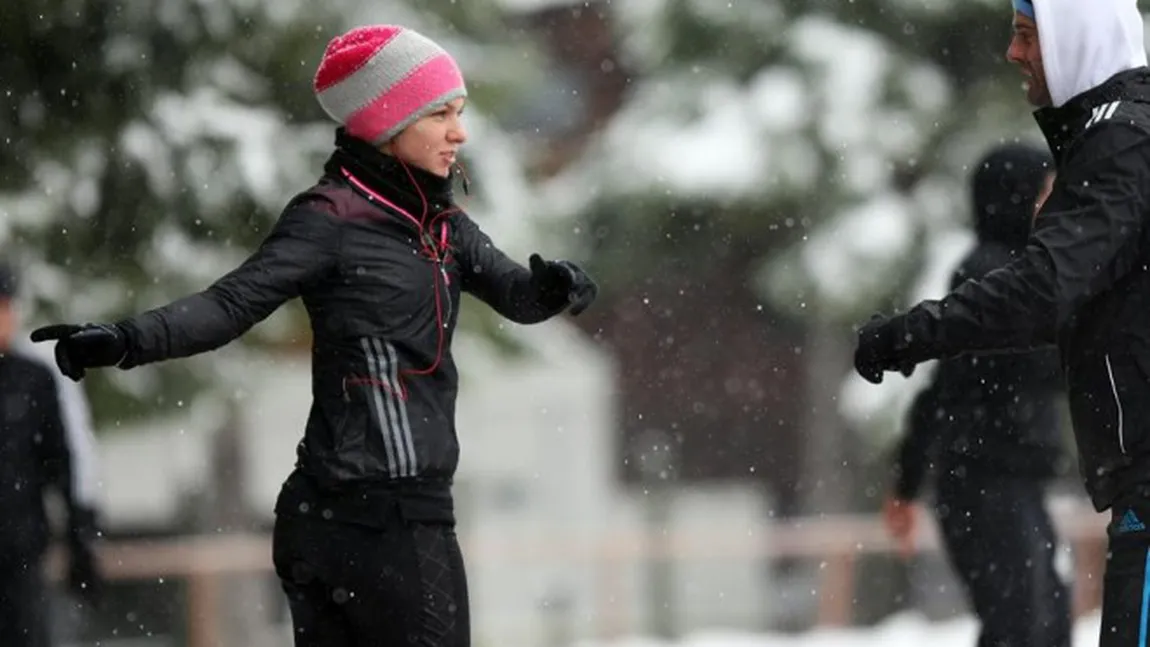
[1013,0,1035,19]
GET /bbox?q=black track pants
[934,473,1071,647]
[273,510,469,647]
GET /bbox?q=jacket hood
[970,143,1053,248]
[1032,0,1147,107]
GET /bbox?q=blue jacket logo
[1117,509,1146,533]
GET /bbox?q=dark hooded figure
[882,143,1071,647]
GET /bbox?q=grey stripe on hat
[360,337,401,478]
[317,28,448,120]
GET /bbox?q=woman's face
[384,97,468,178]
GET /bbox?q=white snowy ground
[62,610,1103,646]
[579,611,1103,647]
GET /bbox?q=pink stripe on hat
[314,26,403,92]
[343,54,467,145]
[313,24,467,144]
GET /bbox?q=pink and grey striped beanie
[313,25,467,145]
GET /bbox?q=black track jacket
[115,131,570,523]
[884,69,1150,511]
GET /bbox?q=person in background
[0,261,102,647]
[882,143,1070,647]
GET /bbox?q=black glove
[528,253,599,316]
[29,323,127,382]
[854,314,917,384]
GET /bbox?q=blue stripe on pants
[1140,547,1150,646]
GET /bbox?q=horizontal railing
[43,501,1110,647]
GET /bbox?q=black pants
[272,510,469,647]
[1097,492,1150,646]
[0,560,49,647]
[933,471,1071,647]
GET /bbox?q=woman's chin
[415,161,452,178]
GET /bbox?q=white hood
[1033,0,1147,107]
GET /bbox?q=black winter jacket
[893,145,1065,500]
[884,69,1150,511]
[116,130,570,523]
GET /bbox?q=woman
[31,24,597,646]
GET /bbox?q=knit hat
[313,25,467,145]
[1012,0,1035,19]
[971,142,1052,248]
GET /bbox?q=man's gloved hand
[528,254,599,316]
[29,323,127,382]
[854,314,917,384]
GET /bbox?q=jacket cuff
[113,320,139,369]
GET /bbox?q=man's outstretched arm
[857,124,1150,381]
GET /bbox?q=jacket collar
[1034,67,1150,163]
[322,128,457,223]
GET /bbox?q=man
[855,0,1150,643]
[0,262,102,646]
[883,143,1070,647]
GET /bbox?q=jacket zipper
[429,214,454,331]
[1105,354,1127,455]
[340,166,453,379]
[439,264,453,324]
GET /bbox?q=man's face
[1006,12,1052,107]
[0,299,13,351]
